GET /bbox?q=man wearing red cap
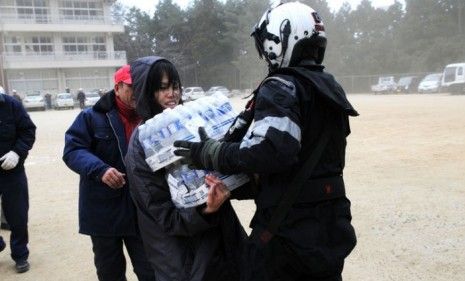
[63,65,155,281]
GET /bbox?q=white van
[441,62,465,93]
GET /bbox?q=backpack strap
[222,91,256,142]
[259,122,333,244]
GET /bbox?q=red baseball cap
[114,65,132,85]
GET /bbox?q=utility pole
[0,32,5,90]
[459,0,464,35]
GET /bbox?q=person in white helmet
[174,2,358,280]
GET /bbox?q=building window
[58,1,103,21]
[92,36,106,52]
[63,36,89,54]
[24,36,53,55]
[16,0,49,23]
[65,68,111,91]
[4,36,22,54]
[8,69,58,95]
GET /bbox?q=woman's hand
[202,174,231,214]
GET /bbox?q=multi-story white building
[0,0,126,96]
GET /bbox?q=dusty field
[0,93,464,280]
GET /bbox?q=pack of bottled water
[166,163,209,208]
[166,162,250,208]
[138,93,250,208]
[138,93,236,171]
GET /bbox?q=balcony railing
[2,51,127,63]
[0,13,123,25]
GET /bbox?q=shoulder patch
[259,76,298,108]
[261,76,296,96]
[262,76,296,97]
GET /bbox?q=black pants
[0,171,29,262]
[91,235,156,281]
[243,198,356,281]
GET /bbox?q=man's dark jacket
[62,91,137,236]
[0,94,36,176]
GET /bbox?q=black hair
[136,60,182,121]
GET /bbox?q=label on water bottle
[167,166,210,208]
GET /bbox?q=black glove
[173,127,223,171]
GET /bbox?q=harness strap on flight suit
[259,124,333,244]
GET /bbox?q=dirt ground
[0,93,464,280]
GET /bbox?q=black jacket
[216,64,358,278]
[125,56,246,281]
[218,64,357,209]
[63,91,137,236]
[0,94,36,176]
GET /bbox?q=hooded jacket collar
[93,90,116,113]
[130,56,170,119]
[131,56,167,101]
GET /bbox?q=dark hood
[271,65,359,117]
[131,56,171,120]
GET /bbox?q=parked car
[182,87,205,101]
[418,73,442,93]
[54,93,74,109]
[441,62,465,93]
[84,92,100,107]
[23,92,46,111]
[396,76,420,93]
[206,86,231,97]
[371,76,397,94]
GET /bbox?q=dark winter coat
[0,94,36,176]
[218,63,358,209]
[216,62,358,278]
[62,91,137,236]
[125,56,246,281]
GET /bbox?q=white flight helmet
[251,1,327,71]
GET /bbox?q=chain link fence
[178,64,433,94]
[336,72,430,94]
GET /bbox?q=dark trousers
[90,235,156,281]
[0,171,29,262]
[243,198,356,281]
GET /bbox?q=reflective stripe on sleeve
[240,116,301,149]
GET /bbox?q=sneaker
[15,260,30,273]
[0,239,5,252]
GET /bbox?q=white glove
[0,151,20,170]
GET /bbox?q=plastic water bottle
[165,108,194,142]
[195,97,219,137]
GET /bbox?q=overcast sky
[118,0,405,14]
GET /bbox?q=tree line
[113,0,465,90]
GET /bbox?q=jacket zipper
[107,112,125,161]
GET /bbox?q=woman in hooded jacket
[125,56,246,281]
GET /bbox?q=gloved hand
[173,127,223,171]
[0,151,20,170]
